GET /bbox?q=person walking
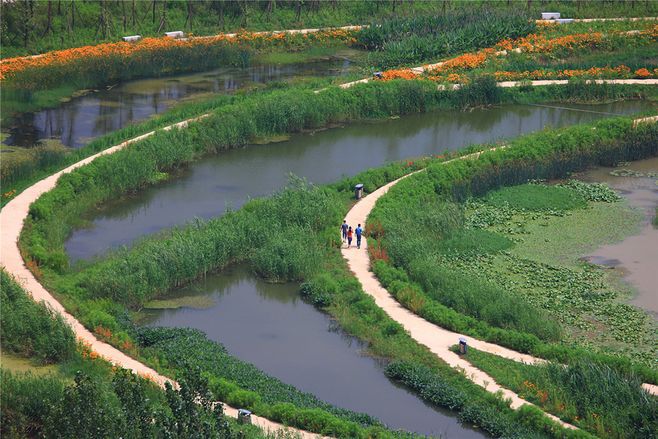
[355,223,363,249]
[347,226,353,248]
[341,220,348,242]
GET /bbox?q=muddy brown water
[65,100,656,263]
[3,58,355,148]
[579,157,658,317]
[139,265,485,438]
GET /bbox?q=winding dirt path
[2,31,656,434]
[341,115,658,428]
[0,116,327,438]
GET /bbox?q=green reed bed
[14,84,658,437]
[0,270,268,439]
[3,78,654,207]
[367,117,658,381]
[463,348,657,439]
[356,9,535,69]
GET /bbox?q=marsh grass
[464,348,657,439]
[484,184,587,211]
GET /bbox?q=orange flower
[635,67,651,78]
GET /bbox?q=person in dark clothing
[341,220,348,242]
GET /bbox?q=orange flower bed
[0,29,357,81]
[380,69,418,80]
[376,25,657,84]
[492,65,643,82]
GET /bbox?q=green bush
[357,9,535,69]
[136,326,379,428]
[465,349,657,439]
[0,270,76,364]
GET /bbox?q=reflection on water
[580,157,658,317]
[65,100,656,262]
[141,266,485,438]
[4,59,354,148]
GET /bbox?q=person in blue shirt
[355,224,363,249]
[341,220,348,242]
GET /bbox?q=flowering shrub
[0,29,357,89]
[375,25,658,84]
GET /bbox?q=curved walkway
[0,116,325,438]
[2,45,656,437]
[341,116,658,427]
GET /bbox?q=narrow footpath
[2,21,657,435]
[0,116,326,438]
[340,115,658,430]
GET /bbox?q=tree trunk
[21,0,35,48]
[131,0,136,27]
[43,0,53,36]
[296,0,302,22]
[184,0,194,30]
[267,0,275,22]
[121,0,127,32]
[157,0,167,33]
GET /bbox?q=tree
[43,0,54,36]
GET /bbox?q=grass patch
[464,348,658,439]
[484,183,587,212]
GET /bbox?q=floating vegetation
[143,295,215,310]
[609,168,658,178]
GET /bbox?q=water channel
[138,265,483,438]
[65,100,656,263]
[26,67,654,436]
[580,157,658,318]
[3,57,355,148]
[72,99,654,436]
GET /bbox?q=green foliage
[484,184,587,212]
[136,326,383,436]
[370,117,658,380]
[385,362,466,410]
[557,180,621,203]
[384,360,591,439]
[0,270,76,364]
[0,370,64,438]
[437,229,514,255]
[409,258,561,340]
[357,9,535,68]
[0,365,256,439]
[465,349,658,438]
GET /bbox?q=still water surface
[140,266,484,438]
[581,157,658,317]
[65,100,656,262]
[4,58,354,148]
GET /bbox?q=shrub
[0,270,76,363]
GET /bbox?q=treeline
[2,1,657,57]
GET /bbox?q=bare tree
[184,0,194,30]
[96,0,112,39]
[157,0,168,33]
[295,0,302,22]
[19,0,35,47]
[43,0,54,36]
[121,0,127,32]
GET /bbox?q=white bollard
[164,31,185,39]
[541,12,561,20]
